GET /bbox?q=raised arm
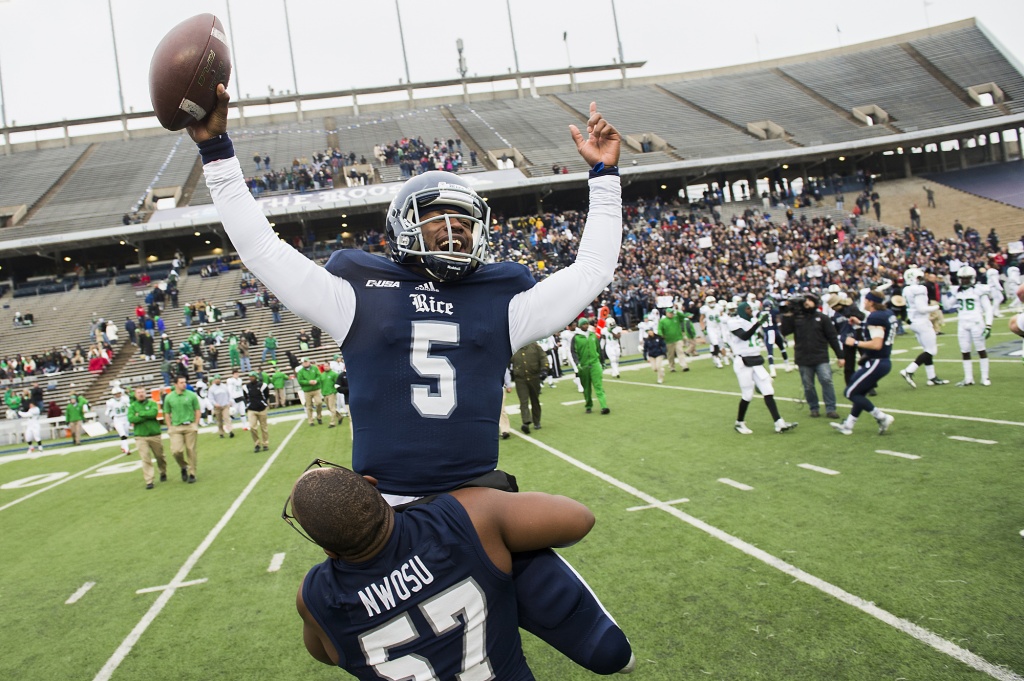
[508,102,622,351]
[190,86,355,345]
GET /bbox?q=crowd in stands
[486,188,1021,328]
[374,136,476,179]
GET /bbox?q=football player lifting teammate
[189,85,633,674]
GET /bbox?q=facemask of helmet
[385,171,489,282]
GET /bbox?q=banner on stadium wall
[807,265,823,278]
[765,252,779,265]
[775,269,787,282]
[1009,241,1024,255]
[826,259,843,272]
[148,168,528,224]
[697,236,713,249]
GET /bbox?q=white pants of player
[733,360,775,401]
[606,345,621,376]
[112,418,130,438]
[706,329,722,348]
[909,317,938,355]
[23,423,41,444]
[958,321,987,354]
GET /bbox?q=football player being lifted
[898,267,950,388]
[951,266,993,386]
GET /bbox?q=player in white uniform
[898,267,950,387]
[194,376,212,426]
[716,301,733,365]
[726,302,797,435]
[602,317,623,378]
[19,401,42,453]
[105,386,132,454]
[560,321,585,393]
[226,371,245,418]
[1004,266,1022,311]
[952,266,994,386]
[699,297,725,368]
[985,268,1004,317]
[537,334,560,386]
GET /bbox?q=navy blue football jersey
[864,309,898,359]
[324,250,536,495]
[302,495,533,681]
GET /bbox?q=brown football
[149,13,231,131]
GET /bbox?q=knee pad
[512,549,632,674]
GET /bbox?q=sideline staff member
[128,387,167,490]
[163,376,201,483]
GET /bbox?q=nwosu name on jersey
[324,249,536,495]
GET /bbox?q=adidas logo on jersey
[414,282,440,292]
[366,279,400,288]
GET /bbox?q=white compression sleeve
[204,156,356,344]
[508,175,622,352]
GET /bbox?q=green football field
[1,327,1023,680]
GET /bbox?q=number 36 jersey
[302,494,532,680]
[325,250,536,495]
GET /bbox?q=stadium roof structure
[1,17,1023,259]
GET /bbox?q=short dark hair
[292,468,389,556]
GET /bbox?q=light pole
[224,0,243,103]
[395,0,413,103]
[456,39,468,79]
[0,0,8,130]
[610,0,624,66]
[282,0,301,119]
[505,0,520,73]
[107,0,127,133]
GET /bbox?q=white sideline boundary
[612,379,1024,428]
[92,418,304,681]
[513,430,1024,681]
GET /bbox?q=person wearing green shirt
[571,318,610,414]
[163,376,201,483]
[296,358,323,426]
[319,367,339,428]
[269,363,289,408]
[680,311,698,358]
[262,333,278,363]
[657,308,689,372]
[4,388,22,418]
[228,334,241,368]
[128,387,166,489]
[64,393,89,445]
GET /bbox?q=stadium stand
[0,145,89,218]
[779,44,1000,131]
[921,163,1024,210]
[659,70,891,146]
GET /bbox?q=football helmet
[605,317,617,327]
[903,267,925,286]
[705,296,717,306]
[725,301,738,314]
[957,265,977,287]
[385,171,490,282]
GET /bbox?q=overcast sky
[1,0,1023,132]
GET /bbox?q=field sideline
[1,327,1023,680]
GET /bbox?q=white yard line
[65,581,96,605]
[614,379,1024,428]
[514,432,1023,681]
[135,578,207,595]
[876,450,921,460]
[560,399,586,406]
[948,435,998,445]
[798,463,840,475]
[626,497,688,512]
[267,552,287,573]
[0,453,125,513]
[718,478,754,491]
[92,418,304,681]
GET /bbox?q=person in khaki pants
[127,387,166,490]
[296,357,323,425]
[242,372,270,452]
[163,376,201,483]
[318,364,339,428]
[206,375,234,438]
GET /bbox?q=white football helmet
[705,296,717,306]
[904,267,925,286]
[957,266,977,287]
[605,317,617,328]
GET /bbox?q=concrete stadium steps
[874,175,1024,239]
[0,145,91,214]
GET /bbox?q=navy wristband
[198,134,235,165]
[589,163,619,179]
